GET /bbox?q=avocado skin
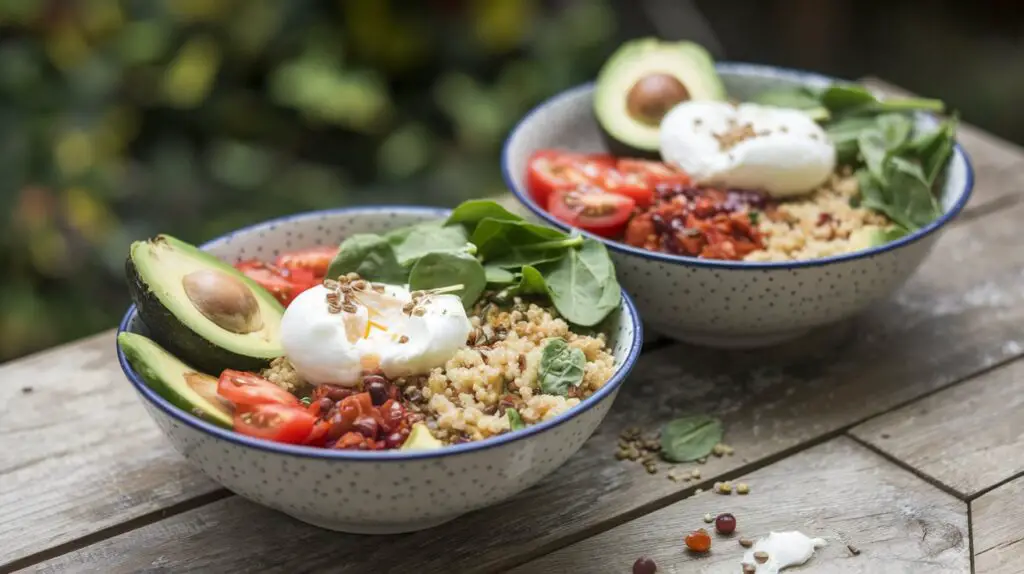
[126,257,272,375]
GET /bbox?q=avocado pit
[182,269,263,334]
[626,73,691,126]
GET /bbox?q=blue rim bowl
[502,62,974,270]
[116,205,644,462]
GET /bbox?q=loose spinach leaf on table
[326,234,408,284]
[506,408,525,431]
[538,338,586,397]
[385,221,470,266]
[660,415,723,463]
[540,239,621,327]
[407,252,487,307]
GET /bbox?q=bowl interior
[504,62,971,222]
[120,206,642,455]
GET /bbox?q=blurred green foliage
[0,0,619,360]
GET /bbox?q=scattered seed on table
[21,386,33,394]
[847,544,861,556]
[715,513,737,535]
[736,483,750,495]
[695,488,704,494]
[690,469,701,479]
[703,513,714,523]
[754,551,769,564]
[716,482,733,495]
[739,538,753,548]
[742,564,756,573]
[685,529,712,553]
[632,557,657,574]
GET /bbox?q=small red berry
[715,512,737,535]
[685,528,712,553]
[632,556,657,574]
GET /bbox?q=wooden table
[4,79,1024,574]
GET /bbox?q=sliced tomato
[525,150,617,206]
[547,186,636,238]
[275,246,338,279]
[218,370,300,409]
[234,403,317,444]
[596,169,655,208]
[617,159,691,189]
[235,260,316,306]
[303,420,332,446]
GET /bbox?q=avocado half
[126,234,285,374]
[118,332,234,428]
[594,38,727,157]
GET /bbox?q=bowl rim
[117,205,644,462]
[501,61,976,270]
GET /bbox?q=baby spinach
[541,239,621,327]
[506,408,525,431]
[819,84,944,115]
[508,264,548,296]
[483,264,516,285]
[326,234,407,284]
[471,218,565,260]
[446,199,523,231]
[660,415,723,463]
[408,252,487,307]
[386,221,470,266]
[537,338,586,397]
[749,86,829,121]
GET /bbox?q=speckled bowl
[116,206,642,535]
[503,63,974,348]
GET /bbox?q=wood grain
[510,437,969,574]
[24,197,1024,574]
[973,477,1024,574]
[5,79,1024,572]
[0,334,219,568]
[851,358,1024,498]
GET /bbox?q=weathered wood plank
[23,196,1024,574]
[973,477,1024,574]
[0,334,219,568]
[851,358,1024,498]
[510,437,969,574]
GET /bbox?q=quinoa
[744,172,892,262]
[261,297,616,445]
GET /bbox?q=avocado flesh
[127,234,285,374]
[594,38,727,155]
[118,332,233,428]
[401,423,444,451]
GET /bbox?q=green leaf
[540,239,620,326]
[408,252,487,307]
[471,218,565,260]
[659,415,724,463]
[883,157,943,229]
[820,84,878,113]
[908,116,958,185]
[326,234,407,283]
[483,264,516,285]
[508,264,548,296]
[749,86,829,121]
[507,408,525,431]
[537,338,586,397]
[385,221,470,266]
[446,199,523,232]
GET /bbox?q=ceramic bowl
[116,206,643,534]
[503,63,974,348]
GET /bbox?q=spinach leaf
[482,234,581,269]
[446,199,523,232]
[826,116,880,164]
[883,157,943,229]
[541,239,621,326]
[908,116,958,185]
[386,221,471,266]
[326,234,407,283]
[537,338,586,397]
[821,84,944,115]
[877,114,914,150]
[750,86,829,121]
[483,264,516,285]
[659,415,723,463]
[471,218,566,260]
[508,264,548,296]
[408,252,487,307]
[506,408,525,431]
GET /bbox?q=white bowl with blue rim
[116,206,643,535]
[502,63,974,348]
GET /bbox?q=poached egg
[659,101,836,198]
[279,282,472,387]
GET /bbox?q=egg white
[280,284,472,387]
[659,101,836,197]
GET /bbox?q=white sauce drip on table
[740,531,827,573]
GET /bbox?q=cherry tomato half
[617,159,690,188]
[217,369,300,409]
[275,246,338,280]
[597,169,655,208]
[547,186,636,238]
[235,260,317,306]
[233,403,317,444]
[525,150,617,206]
